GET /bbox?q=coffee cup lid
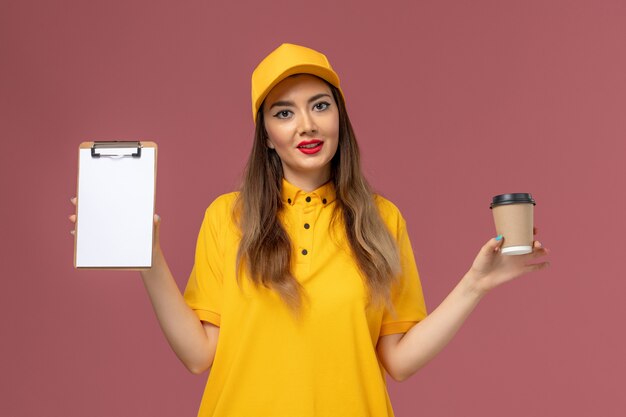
[490,193,536,208]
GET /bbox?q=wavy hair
[235,81,400,315]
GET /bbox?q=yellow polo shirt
[184,179,427,417]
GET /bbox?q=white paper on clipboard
[74,141,157,269]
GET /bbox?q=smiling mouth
[297,140,323,148]
[297,140,324,154]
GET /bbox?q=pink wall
[1,0,624,415]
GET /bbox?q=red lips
[297,139,324,154]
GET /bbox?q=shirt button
[287,198,292,204]
[305,196,311,203]
[322,198,327,204]
[301,249,308,255]
[304,223,310,229]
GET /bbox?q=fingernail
[495,235,503,241]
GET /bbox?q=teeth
[300,143,320,148]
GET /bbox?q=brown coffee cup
[490,193,536,255]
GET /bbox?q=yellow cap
[251,43,342,123]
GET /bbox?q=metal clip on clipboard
[91,141,142,158]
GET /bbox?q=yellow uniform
[184,179,427,416]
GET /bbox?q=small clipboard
[74,141,158,269]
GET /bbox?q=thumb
[153,214,161,243]
[480,235,504,256]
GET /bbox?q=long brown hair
[236,81,400,314]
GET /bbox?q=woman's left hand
[466,230,550,296]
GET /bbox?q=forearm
[140,247,215,373]
[392,271,485,380]
[381,236,549,381]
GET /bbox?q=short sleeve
[378,200,428,336]
[183,194,234,327]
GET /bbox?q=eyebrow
[268,93,332,110]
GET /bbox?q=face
[263,74,339,189]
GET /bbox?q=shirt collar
[281,178,336,206]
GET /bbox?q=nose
[297,111,318,136]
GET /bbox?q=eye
[313,101,330,111]
[273,109,292,119]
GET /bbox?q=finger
[71,197,77,206]
[70,229,75,236]
[153,214,161,241]
[532,240,550,254]
[528,247,549,259]
[480,235,504,256]
[68,214,76,223]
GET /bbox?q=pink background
[1,0,625,415]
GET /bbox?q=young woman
[70,43,549,417]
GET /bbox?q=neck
[283,168,331,192]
